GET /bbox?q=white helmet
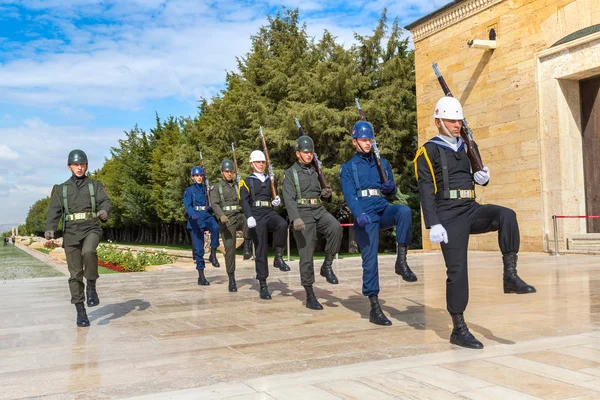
[249,150,266,163]
[433,96,464,120]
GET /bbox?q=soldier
[210,159,247,292]
[282,136,342,310]
[239,150,290,300]
[339,121,416,326]
[45,149,110,327]
[184,166,220,286]
[415,96,536,349]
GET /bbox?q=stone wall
[409,0,600,251]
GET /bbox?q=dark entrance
[580,76,600,232]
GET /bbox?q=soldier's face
[436,118,462,138]
[251,161,266,173]
[353,138,372,153]
[192,174,203,184]
[68,163,88,177]
[296,151,313,164]
[222,170,234,181]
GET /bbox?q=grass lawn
[0,245,63,280]
[35,248,52,254]
[98,266,118,274]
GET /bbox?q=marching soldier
[184,166,220,286]
[239,150,290,300]
[45,149,110,327]
[415,96,536,349]
[339,121,416,326]
[282,136,342,310]
[210,159,247,292]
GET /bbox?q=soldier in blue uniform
[415,96,536,349]
[183,166,220,286]
[339,121,416,326]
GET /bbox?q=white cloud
[0,118,123,222]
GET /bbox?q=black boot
[304,285,323,310]
[228,273,237,292]
[450,313,483,349]
[86,279,100,307]
[197,269,210,286]
[208,247,220,268]
[259,280,271,300]
[273,247,290,272]
[243,239,253,260]
[395,245,417,282]
[503,253,536,294]
[320,254,339,284]
[368,295,392,326]
[75,302,90,327]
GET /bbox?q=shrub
[97,244,176,272]
[44,240,60,250]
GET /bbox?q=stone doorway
[580,75,600,233]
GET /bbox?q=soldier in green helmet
[282,136,342,310]
[45,149,110,327]
[210,159,247,292]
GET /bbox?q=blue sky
[0,0,450,228]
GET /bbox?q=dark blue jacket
[339,152,395,222]
[183,183,212,229]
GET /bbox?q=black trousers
[250,209,288,280]
[440,203,519,314]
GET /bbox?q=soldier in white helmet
[414,96,536,350]
[239,150,290,300]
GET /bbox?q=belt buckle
[460,190,470,198]
[368,189,377,196]
[449,190,458,199]
[75,212,85,219]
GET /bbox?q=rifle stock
[294,117,329,191]
[259,126,277,200]
[432,63,484,173]
[199,151,212,206]
[354,98,388,183]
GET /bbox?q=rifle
[198,151,212,206]
[294,117,329,190]
[432,62,484,173]
[354,98,388,183]
[258,126,277,200]
[231,142,241,184]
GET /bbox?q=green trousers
[64,232,100,304]
[219,212,246,274]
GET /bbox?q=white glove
[430,224,448,244]
[271,195,281,207]
[247,216,257,228]
[473,166,490,185]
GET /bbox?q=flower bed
[97,244,176,272]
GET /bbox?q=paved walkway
[0,251,599,399]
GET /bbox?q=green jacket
[209,180,241,218]
[282,162,323,221]
[46,176,111,246]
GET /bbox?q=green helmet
[67,149,88,165]
[295,136,314,152]
[220,159,234,171]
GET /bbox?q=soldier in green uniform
[282,136,342,310]
[210,159,247,292]
[45,149,110,327]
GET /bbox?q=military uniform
[414,96,536,349]
[282,161,342,307]
[210,177,246,291]
[183,181,220,280]
[47,175,110,305]
[339,120,415,326]
[239,172,289,299]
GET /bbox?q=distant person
[3,237,7,246]
[46,149,111,328]
[11,236,15,245]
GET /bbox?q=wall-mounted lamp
[467,28,497,50]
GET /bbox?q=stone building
[406,0,600,253]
